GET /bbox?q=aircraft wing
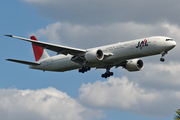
[5,35,86,55]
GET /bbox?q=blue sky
[1,0,180,120]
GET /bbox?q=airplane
[5,35,176,78]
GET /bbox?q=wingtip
[4,35,13,37]
[6,59,11,61]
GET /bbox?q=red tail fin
[30,36,44,61]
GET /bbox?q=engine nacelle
[125,59,144,72]
[85,49,104,62]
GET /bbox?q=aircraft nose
[166,41,176,50]
[171,41,176,48]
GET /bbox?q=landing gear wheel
[101,72,114,78]
[101,66,114,78]
[106,73,110,77]
[101,74,107,78]
[160,58,165,62]
[79,69,82,73]
[78,66,91,73]
[101,74,105,78]
[110,72,113,76]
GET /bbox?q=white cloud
[78,77,180,117]
[0,87,105,120]
[163,22,180,44]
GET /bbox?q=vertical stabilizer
[30,36,50,61]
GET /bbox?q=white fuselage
[30,36,176,72]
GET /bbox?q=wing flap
[5,35,86,55]
[6,59,40,66]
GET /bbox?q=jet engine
[85,49,104,62]
[125,59,144,72]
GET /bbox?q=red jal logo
[136,39,148,49]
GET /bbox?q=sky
[1,0,180,120]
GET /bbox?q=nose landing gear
[160,58,165,62]
[160,51,167,62]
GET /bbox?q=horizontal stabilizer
[6,59,40,66]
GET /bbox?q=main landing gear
[160,51,167,62]
[101,67,114,78]
[79,66,91,73]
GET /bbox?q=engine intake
[125,59,144,72]
[85,49,104,62]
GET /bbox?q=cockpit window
[166,39,173,41]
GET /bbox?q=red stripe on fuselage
[30,36,44,61]
[140,39,146,49]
